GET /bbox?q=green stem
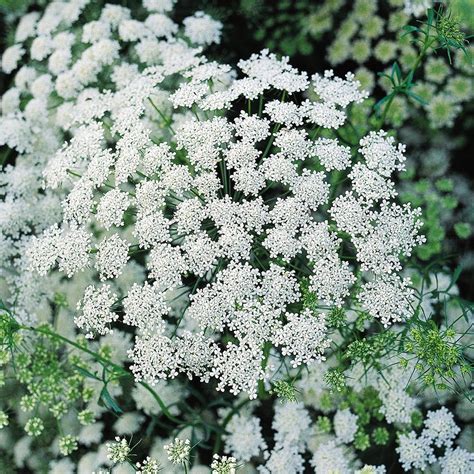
[19,324,185,425]
[377,33,436,128]
[148,98,175,133]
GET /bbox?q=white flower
[273,309,330,368]
[422,407,460,448]
[378,385,417,425]
[107,437,131,464]
[313,137,352,171]
[310,440,351,474]
[15,11,40,42]
[75,284,118,338]
[396,431,435,471]
[264,100,303,127]
[224,413,267,462]
[358,130,406,177]
[272,402,312,451]
[310,257,356,307]
[211,454,237,474]
[96,234,130,281]
[129,332,178,382]
[439,447,474,474]
[358,275,415,327]
[96,189,131,230]
[259,445,305,474]
[163,438,191,464]
[2,44,25,75]
[183,11,222,45]
[312,70,368,107]
[123,282,169,330]
[334,408,359,444]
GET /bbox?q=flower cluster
[1,1,471,473]
[0,0,222,325]
[19,46,425,399]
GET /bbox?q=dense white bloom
[75,284,118,338]
[2,45,25,74]
[3,0,422,399]
[310,258,356,307]
[211,342,268,399]
[439,447,474,474]
[358,275,415,327]
[224,413,267,462]
[422,407,460,448]
[312,70,368,107]
[123,282,169,330]
[183,11,222,45]
[358,131,406,177]
[96,189,131,229]
[15,11,40,42]
[238,49,309,94]
[144,0,176,13]
[311,440,351,474]
[334,408,359,444]
[313,138,352,170]
[95,234,130,281]
[129,332,178,382]
[272,402,312,451]
[396,431,435,471]
[273,309,330,367]
[404,0,432,17]
[258,446,305,474]
[378,385,417,425]
[264,100,303,127]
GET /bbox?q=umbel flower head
[23,47,424,399]
[164,438,191,464]
[0,0,222,326]
[107,436,132,464]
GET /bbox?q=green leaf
[449,265,463,290]
[405,70,415,86]
[374,93,393,111]
[402,25,420,34]
[73,365,101,381]
[391,62,402,83]
[454,222,472,239]
[407,91,428,105]
[427,8,435,26]
[100,386,123,414]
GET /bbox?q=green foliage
[372,427,389,445]
[324,368,346,393]
[454,222,472,239]
[404,319,472,392]
[327,307,346,329]
[271,380,300,403]
[315,415,332,433]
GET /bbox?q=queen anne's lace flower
[4,1,423,397]
[164,438,191,464]
[311,440,351,474]
[334,408,359,444]
[75,284,118,339]
[224,413,267,462]
[439,447,474,473]
[422,407,460,448]
[396,431,436,471]
[273,309,330,367]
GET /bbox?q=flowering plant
[0,0,472,472]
